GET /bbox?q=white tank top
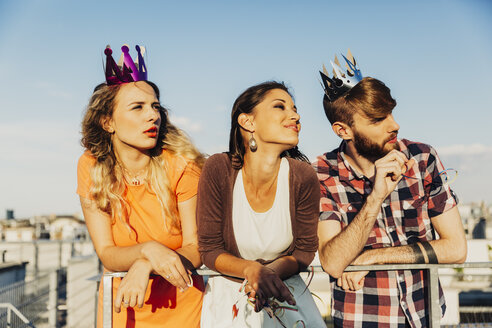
[232,158,293,261]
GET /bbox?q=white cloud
[436,144,492,156]
[169,115,203,133]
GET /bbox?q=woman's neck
[113,142,151,173]
[242,148,283,189]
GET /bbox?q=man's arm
[318,150,414,278]
[353,206,467,265]
[318,195,381,278]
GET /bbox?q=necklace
[118,163,148,186]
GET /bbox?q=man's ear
[237,113,255,133]
[332,122,352,140]
[101,116,114,133]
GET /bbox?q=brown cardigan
[197,153,320,272]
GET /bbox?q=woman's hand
[114,259,152,313]
[141,241,192,290]
[243,262,295,312]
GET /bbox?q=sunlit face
[350,111,400,161]
[250,89,301,151]
[107,81,161,153]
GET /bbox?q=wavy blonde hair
[81,81,204,235]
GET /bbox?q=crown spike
[135,45,147,81]
[330,60,346,79]
[333,55,342,77]
[345,49,355,69]
[105,46,125,85]
[341,54,362,81]
[319,71,332,91]
[121,45,139,82]
[322,64,329,76]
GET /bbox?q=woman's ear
[101,116,114,133]
[332,122,352,140]
[237,113,255,133]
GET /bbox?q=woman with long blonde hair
[77,45,205,327]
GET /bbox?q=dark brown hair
[322,77,396,126]
[229,81,309,169]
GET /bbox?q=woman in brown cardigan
[197,81,325,327]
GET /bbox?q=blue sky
[0,0,491,217]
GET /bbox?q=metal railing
[0,303,34,327]
[0,255,101,328]
[101,262,492,328]
[1,240,94,278]
[66,255,100,328]
[0,269,62,327]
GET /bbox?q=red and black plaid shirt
[313,139,458,328]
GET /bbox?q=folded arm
[80,196,148,271]
[318,194,383,278]
[353,206,467,266]
[81,195,200,288]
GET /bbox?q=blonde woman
[77,45,204,327]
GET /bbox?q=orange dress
[77,150,204,328]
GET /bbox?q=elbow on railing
[442,238,468,264]
[453,243,468,264]
[319,256,346,279]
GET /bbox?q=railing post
[103,274,113,328]
[7,306,11,328]
[427,266,441,328]
[58,240,63,269]
[71,240,76,257]
[34,242,39,277]
[49,269,59,327]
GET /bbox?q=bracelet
[409,243,425,264]
[420,241,438,264]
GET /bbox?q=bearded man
[314,70,467,328]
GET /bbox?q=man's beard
[352,130,399,161]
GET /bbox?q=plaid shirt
[313,139,458,328]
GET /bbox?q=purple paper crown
[104,45,147,85]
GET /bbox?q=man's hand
[372,150,415,202]
[337,270,369,291]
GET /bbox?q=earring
[248,134,257,152]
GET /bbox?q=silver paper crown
[319,49,363,102]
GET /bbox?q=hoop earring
[248,134,257,152]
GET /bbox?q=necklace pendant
[130,177,141,186]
